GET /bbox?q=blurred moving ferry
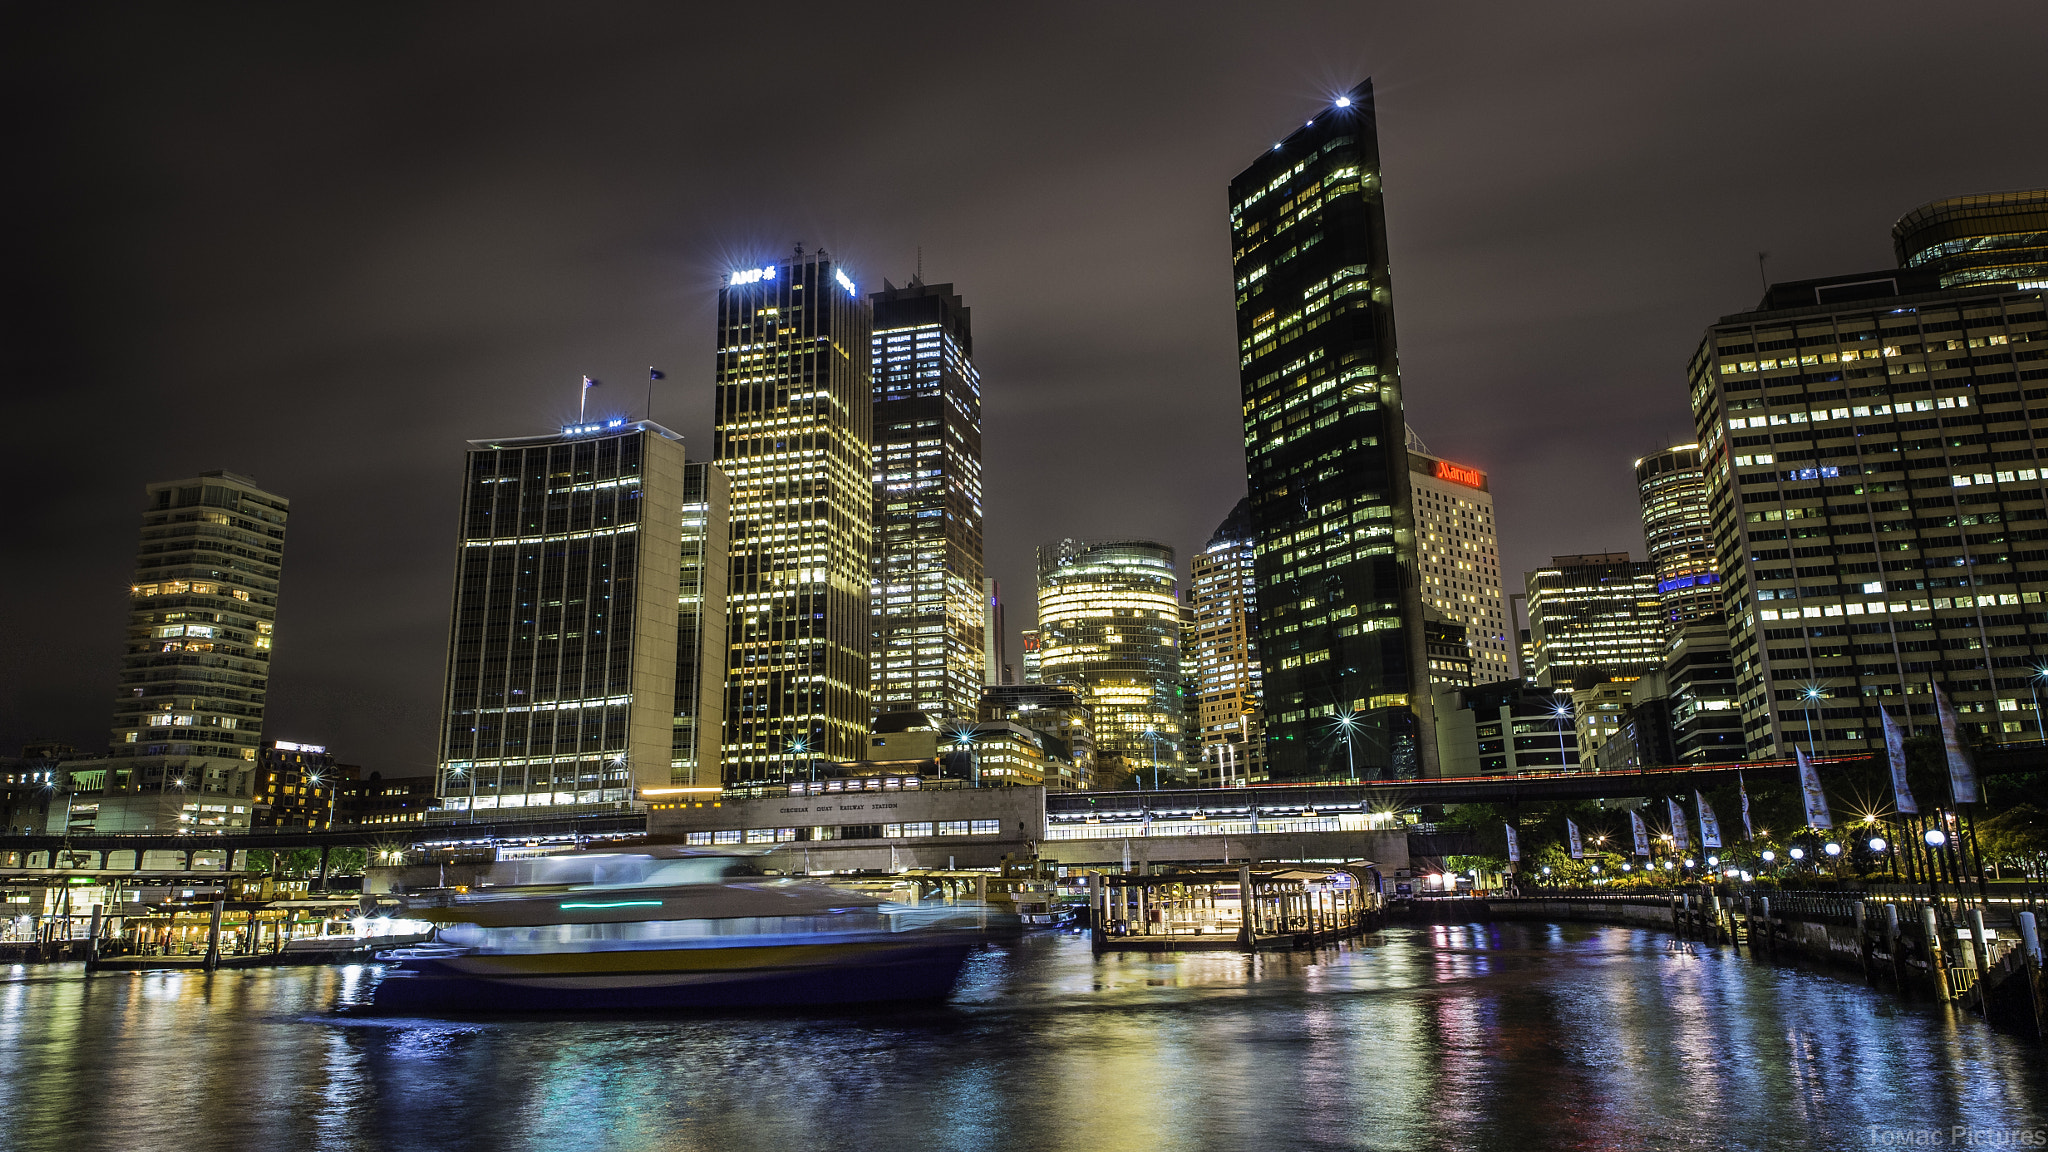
[373,847,999,1011]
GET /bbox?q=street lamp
[1332,711,1359,784]
[1789,847,1805,861]
[951,729,979,787]
[1550,700,1574,770]
[1823,842,1842,857]
[1762,851,1777,863]
[449,766,476,823]
[1868,837,1887,852]
[1800,685,1826,756]
[2030,666,2048,743]
[306,772,338,830]
[1924,829,1948,848]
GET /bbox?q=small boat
[372,848,994,1011]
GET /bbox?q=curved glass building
[1893,189,2048,290]
[1635,444,1720,624]
[1035,539,1184,783]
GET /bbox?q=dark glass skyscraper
[716,249,874,781]
[436,421,688,814]
[869,280,985,723]
[1229,80,1434,780]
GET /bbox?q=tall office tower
[85,471,286,831]
[869,279,983,723]
[436,421,687,814]
[1406,429,1511,684]
[1036,539,1185,784]
[719,250,875,781]
[672,462,730,785]
[1691,192,2048,759]
[1230,80,1433,781]
[982,579,1004,684]
[1637,444,1722,624]
[1019,628,1042,684]
[1894,189,2048,291]
[1524,554,1667,689]
[1189,500,1266,787]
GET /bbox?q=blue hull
[371,941,975,1013]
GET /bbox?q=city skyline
[9,7,2047,774]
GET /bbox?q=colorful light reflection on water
[0,922,2041,1151]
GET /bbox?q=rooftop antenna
[1757,251,1770,293]
[915,245,924,286]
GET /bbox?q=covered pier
[1089,863,1382,952]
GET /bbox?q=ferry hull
[371,939,975,1012]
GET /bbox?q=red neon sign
[1433,460,1485,489]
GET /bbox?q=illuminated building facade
[1230,80,1434,781]
[1036,539,1185,782]
[1637,444,1722,624]
[437,420,688,813]
[1690,205,2048,758]
[1407,430,1511,683]
[673,462,730,785]
[718,250,875,780]
[1424,613,1475,690]
[77,471,284,833]
[112,471,286,764]
[1189,501,1267,787]
[1524,554,1667,689]
[868,280,984,723]
[254,739,347,830]
[978,683,1095,784]
[1019,628,1042,684]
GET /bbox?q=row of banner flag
[1502,684,1982,864]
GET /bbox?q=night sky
[7,4,2045,775]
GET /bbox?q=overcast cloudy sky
[7,3,2044,772]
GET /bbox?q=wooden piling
[1886,904,1910,990]
[1923,906,1951,1002]
[202,898,224,972]
[1855,902,1874,985]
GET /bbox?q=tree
[1975,803,2048,881]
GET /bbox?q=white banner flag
[1667,797,1690,852]
[1504,822,1521,864]
[1796,747,1833,830]
[1696,791,1722,850]
[1630,810,1651,857]
[1566,818,1584,860]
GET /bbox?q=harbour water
[2,922,2041,1151]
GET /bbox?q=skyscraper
[1189,500,1266,787]
[672,461,730,786]
[1524,554,1667,689]
[868,280,984,722]
[83,471,286,831]
[436,421,688,814]
[1407,428,1511,683]
[1036,539,1184,785]
[1636,444,1721,624]
[1230,80,1434,780]
[1692,192,2048,758]
[718,250,874,781]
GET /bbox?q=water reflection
[1,923,2042,1152]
